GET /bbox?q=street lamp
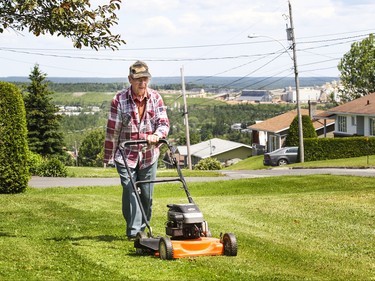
[248,31,304,162]
[247,34,293,60]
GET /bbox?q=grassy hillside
[1,175,374,280]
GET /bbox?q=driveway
[28,167,375,188]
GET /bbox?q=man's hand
[147,134,159,145]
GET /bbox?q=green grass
[1,175,374,280]
[226,154,375,170]
[66,154,375,178]
[66,167,222,178]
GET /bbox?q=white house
[314,92,375,137]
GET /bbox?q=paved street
[28,168,375,188]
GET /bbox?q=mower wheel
[134,231,146,249]
[136,231,147,239]
[159,237,174,260]
[223,233,237,256]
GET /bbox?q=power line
[0,33,371,62]
[0,31,372,52]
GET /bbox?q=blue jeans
[116,161,157,237]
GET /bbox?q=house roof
[315,92,375,118]
[177,138,252,159]
[248,109,335,134]
[237,90,272,101]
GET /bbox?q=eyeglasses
[132,77,149,83]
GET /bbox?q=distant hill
[0,76,338,90]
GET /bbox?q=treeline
[60,101,295,151]
[13,81,228,93]
[13,82,126,93]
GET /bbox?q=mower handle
[119,138,169,149]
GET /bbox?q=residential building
[248,103,335,152]
[314,92,375,137]
[166,138,253,168]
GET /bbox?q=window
[337,116,347,132]
[351,116,357,126]
[287,147,298,153]
[269,135,279,151]
[370,118,375,136]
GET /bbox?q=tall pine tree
[24,65,65,157]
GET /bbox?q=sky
[0,0,374,80]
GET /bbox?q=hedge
[304,136,375,161]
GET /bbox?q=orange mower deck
[154,233,237,260]
[156,237,224,259]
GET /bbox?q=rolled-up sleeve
[153,94,170,138]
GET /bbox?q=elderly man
[104,61,170,240]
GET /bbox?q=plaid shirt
[104,87,169,169]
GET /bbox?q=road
[28,168,375,188]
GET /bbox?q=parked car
[263,146,299,166]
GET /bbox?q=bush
[0,82,29,194]
[28,151,44,175]
[37,158,68,177]
[194,158,223,170]
[304,136,375,161]
[78,129,105,167]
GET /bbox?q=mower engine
[166,203,209,239]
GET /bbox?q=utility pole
[181,66,192,170]
[287,0,304,163]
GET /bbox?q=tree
[284,115,317,147]
[0,82,29,194]
[78,129,105,167]
[24,65,65,157]
[338,34,375,101]
[0,0,125,50]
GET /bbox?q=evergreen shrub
[0,82,29,194]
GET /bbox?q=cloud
[141,16,178,37]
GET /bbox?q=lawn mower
[119,139,237,260]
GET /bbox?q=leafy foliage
[78,129,105,167]
[338,34,375,101]
[304,136,375,161]
[28,151,69,176]
[28,151,44,175]
[0,82,29,194]
[37,158,68,177]
[194,157,223,170]
[23,65,66,157]
[284,115,317,146]
[0,0,125,50]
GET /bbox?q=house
[236,90,272,103]
[314,92,375,137]
[248,102,335,152]
[165,138,253,168]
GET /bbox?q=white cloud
[141,16,178,37]
[1,0,374,77]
